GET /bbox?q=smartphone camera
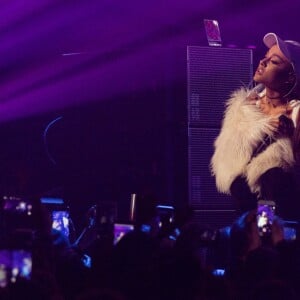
[257,200,276,237]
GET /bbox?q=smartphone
[257,200,276,237]
[204,19,222,47]
[0,249,32,288]
[81,254,92,268]
[113,223,134,245]
[140,224,151,234]
[283,220,298,241]
[156,205,175,229]
[212,268,225,277]
[52,210,70,238]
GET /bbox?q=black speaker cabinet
[187,46,253,228]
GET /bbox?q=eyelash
[264,57,280,65]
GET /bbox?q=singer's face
[253,45,293,90]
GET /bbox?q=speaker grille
[188,127,232,209]
[187,46,253,227]
[187,46,253,128]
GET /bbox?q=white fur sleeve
[210,88,275,194]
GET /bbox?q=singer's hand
[278,114,294,137]
[268,115,294,137]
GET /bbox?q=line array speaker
[187,46,253,228]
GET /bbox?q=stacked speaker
[187,46,253,229]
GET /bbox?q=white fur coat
[210,88,295,195]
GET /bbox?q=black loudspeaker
[187,46,253,228]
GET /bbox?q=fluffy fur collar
[211,88,294,195]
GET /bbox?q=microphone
[247,83,265,100]
[253,83,265,94]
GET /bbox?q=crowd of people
[0,195,300,300]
